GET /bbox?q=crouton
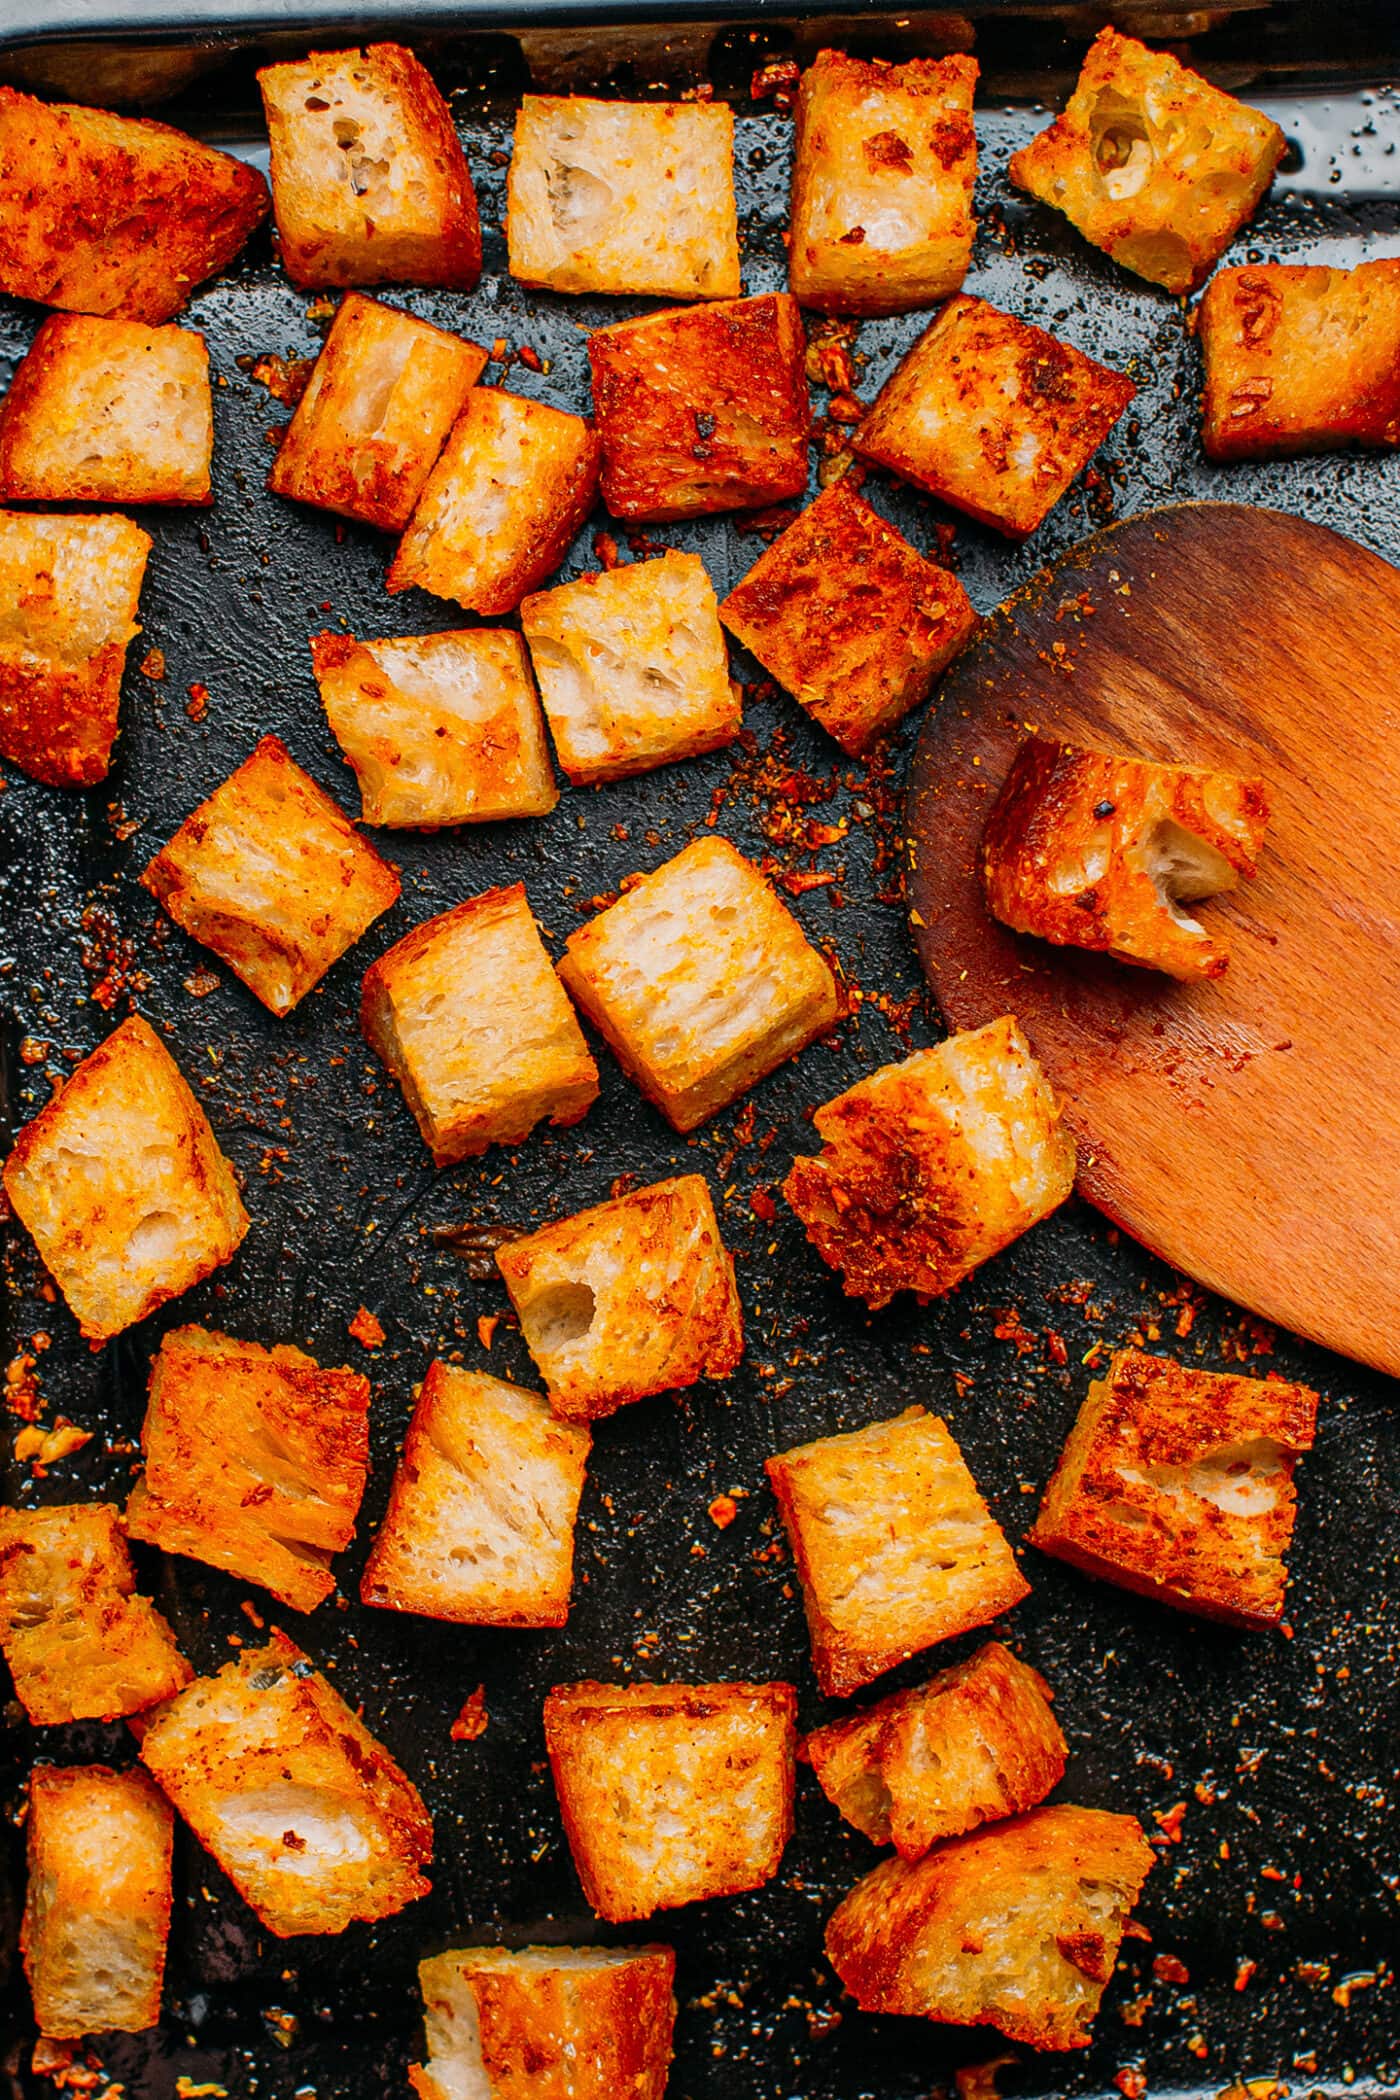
[2,1013,249,1342]
[495,1174,743,1419]
[853,296,1135,540]
[361,1364,591,1627]
[589,294,811,523]
[23,1766,173,2039]
[981,737,1270,981]
[0,1503,191,1725]
[521,551,741,785]
[825,1803,1154,2049]
[559,837,839,1133]
[125,1325,370,1615]
[1008,28,1285,296]
[311,628,557,827]
[137,1630,432,1936]
[766,1407,1030,1698]
[544,1680,796,1921]
[782,1017,1076,1309]
[789,51,978,315]
[0,84,269,325]
[1031,1348,1319,1628]
[507,96,740,300]
[0,508,151,787]
[0,314,212,506]
[412,1942,676,2100]
[804,1640,1067,1858]
[257,44,481,291]
[361,883,598,1165]
[269,293,486,531]
[720,478,978,755]
[142,734,400,1016]
[1198,259,1400,460]
[389,387,600,616]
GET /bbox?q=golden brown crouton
[0,508,151,787]
[0,85,269,324]
[125,1325,370,1615]
[1008,28,1285,296]
[508,96,740,300]
[142,734,400,1016]
[804,1640,1067,1858]
[361,883,599,1165]
[720,478,978,755]
[23,1765,173,2039]
[825,1803,1154,2049]
[1198,259,1400,460]
[137,1631,432,1937]
[2,1014,249,1342]
[588,294,811,523]
[790,51,978,315]
[544,1680,796,1922]
[558,836,839,1134]
[1031,1349,1319,1628]
[257,44,480,291]
[495,1174,743,1420]
[766,1407,1030,1698]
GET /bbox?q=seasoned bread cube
[1031,1348,1319,1629]
[521,551,741,785]
[854,296,1135,540]
[782,1017,1075,1308]
[1198,259,1400,460]
[2,1013,249,1342]
[125,1325,370,1615]
[311,628,557,827]
[790,51,978,315]
[589,295,811,523]
[766,1407,1030,1698]
[137,1631,432,1937]
[982,736,1270,981]
[804,1640,1067,1858]
[389,388,600,616]
[143,734,400,1016]
[0,508,151,787]
[361,882,599,1165]
[1008,28,1285,296]
[508,96,740,300]
[720,478,978,755]
[544,1680,796,1922]
[495,1174,743,1420]
[23,1766,173,2039]
[0,314,212,506]
[825,1803,1154,2049]
[560,837,839,1133]
[361,1364,591,1627]
[257,44,480,291]
[0,1503,191,1725]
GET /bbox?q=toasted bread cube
[720,479,978,755]
[805,1640,1067,1858]
[23,1766,173,2039]
[508,96,739,300]
[0,509,151,787]
[766,1407,1030,1698]
[544,1680,796,1922]
[1198,259,1400,460]
[2,1014,249,1342]
[257,44,480,291]
[125,1325,370,1614]
[782,1017,1076,1309]
[361,883,599,1165]
[137,1631,431,1936]
[826,1803,1154,2049]
[495,1174,743,1420]
[1008,29,1285,296]
[521,552,741,785]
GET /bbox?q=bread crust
[1198,259,1400,460]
